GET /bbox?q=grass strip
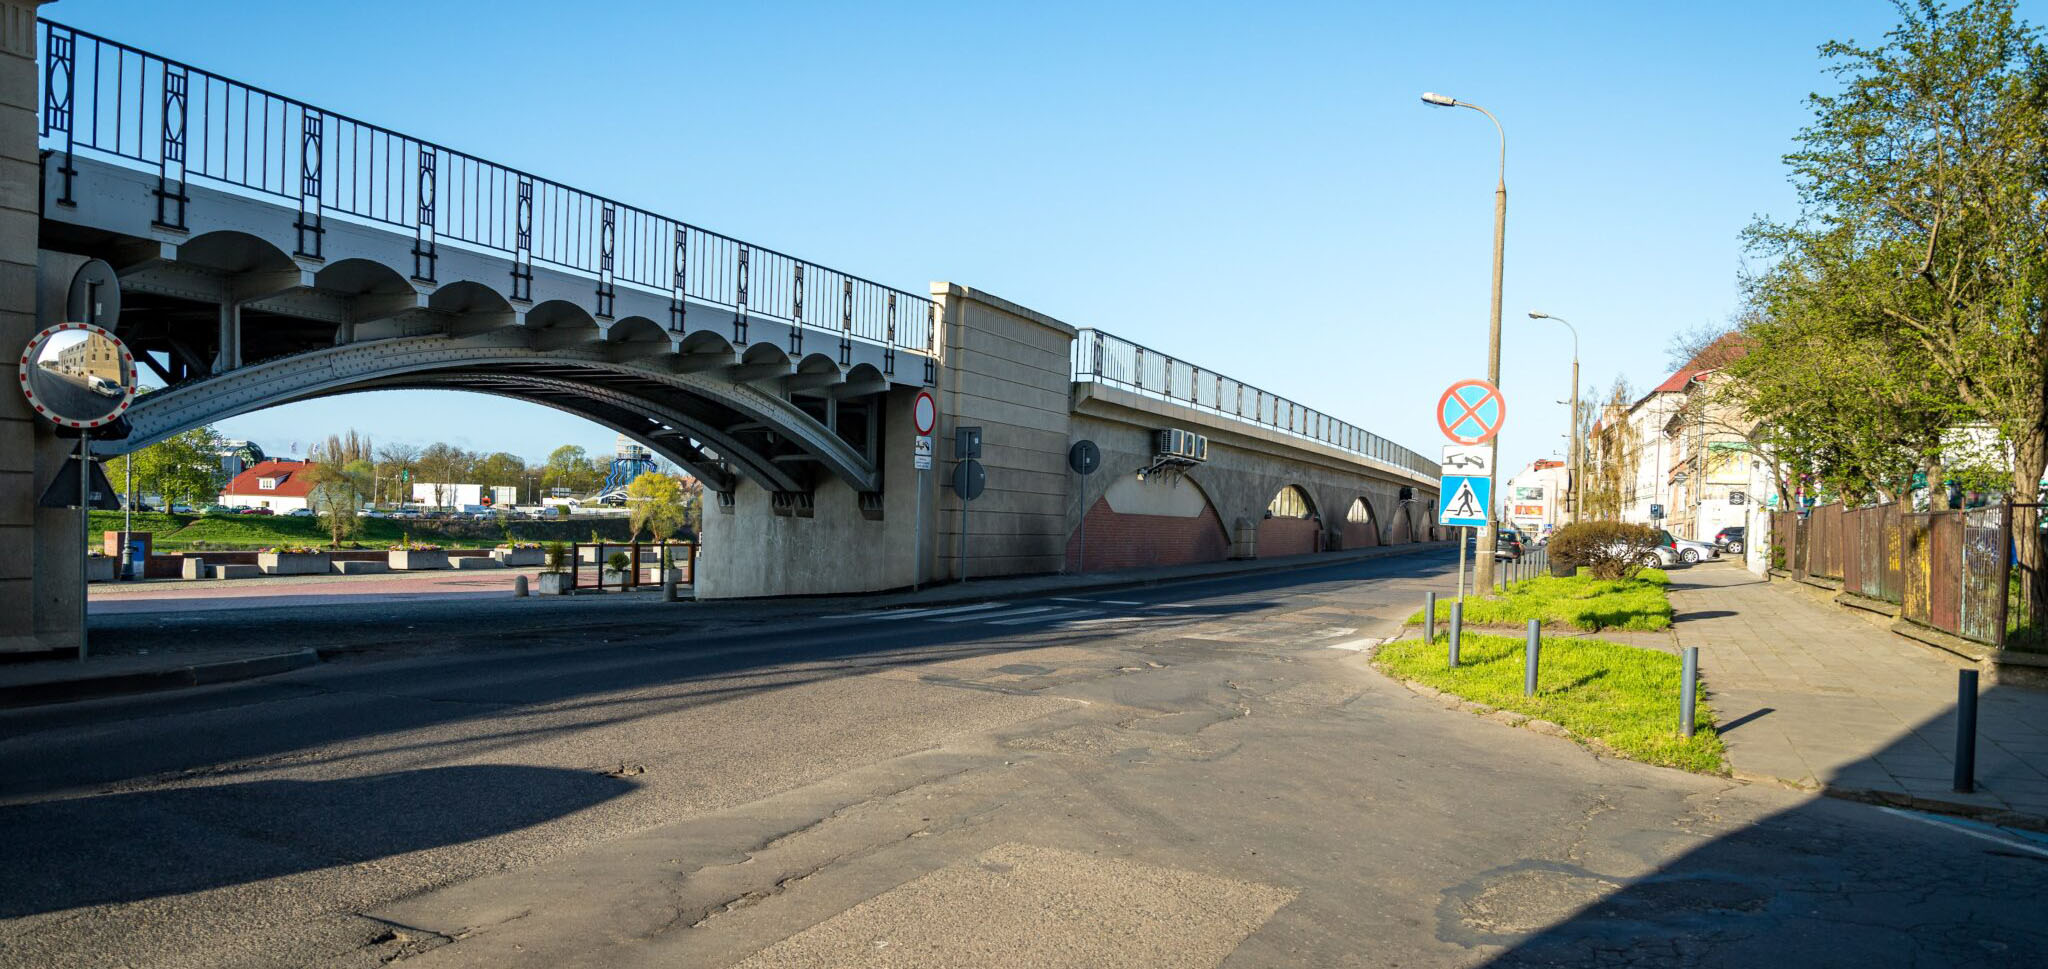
[1406,569,1675,631]
[1375,631,1724,773]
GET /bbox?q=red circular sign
[1436,378,1506,445]
[913,390,937,435]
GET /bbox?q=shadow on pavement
[1472,683,2048,965]
[0,765,636,918]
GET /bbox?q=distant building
[1503,460,1570,538]
[411,483,517,508]
[218,459,315,513]
[54,334,122,383]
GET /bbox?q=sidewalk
[4,541,1454,708]
[1673,563,2048,825]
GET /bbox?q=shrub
[1548,521,1663,580]
[544,541,568,573]
[606,551,632,573]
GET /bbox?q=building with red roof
[218,459,317,514]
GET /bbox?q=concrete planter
[85,556,115,582]
[602,568,636,586]
[258,551,330,575]
[492,547,544,566]
[536,571,575,595]
[388,549,450,570]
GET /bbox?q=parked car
[1655,529,1720,564]
[1624,542,1683,568]
[201,504,234,515]
[1494,530,1525,562]
[238,506,274,515]
[1714,526,1746,555]
[286,508,315,517]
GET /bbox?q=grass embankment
[1375,632,1725,773]
[1408,569,1675,632]
[86,512,641,550]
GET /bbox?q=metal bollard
[1680,646,1698,737]
[513,574,528,597]
[663,569,678,602]
[1424,591,1437,644]
[1449,602,1463,668]
[1954,668,1979,793]
[1524,619,1541,696]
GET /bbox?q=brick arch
[1340,496,1382,549]
[1065,472,1231,572]
[1258,484,1323,557]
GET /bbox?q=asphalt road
[5,551,2045,968]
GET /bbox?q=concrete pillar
[0,1,72,654]
[929,284,1076,581]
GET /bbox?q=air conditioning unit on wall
[1153,428,1209,463]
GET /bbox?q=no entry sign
[1436,378,1505,445]
[913,390,938,436]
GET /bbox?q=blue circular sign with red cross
[1436,378,1506,445]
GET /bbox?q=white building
[411,482,517,508]
[1502,460,1570,539]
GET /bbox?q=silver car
[1656,529,1720,564]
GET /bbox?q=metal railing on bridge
[1071,329,1437,479]
[35,19,936,357]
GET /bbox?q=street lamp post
[1422,91,1507,592]
[1528,311,1579,524]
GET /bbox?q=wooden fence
[1771,501,2012,647]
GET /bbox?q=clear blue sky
[55,0,2044,472]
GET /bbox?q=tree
[106,427,227,510]
[626,471,689,542]
[304,458,373,546]
[1751,0,2048,616]
[1581,379,1643,523]
[541,444,603,497]
[374,442,421,506]
[416,443,473,508]
[473,452,528,493]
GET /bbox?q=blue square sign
[1439,474,1491,528]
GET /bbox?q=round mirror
[18,323,136,428]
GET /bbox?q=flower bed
[492,542,544,566]
[388,542,449,571]
[258,546,331,575]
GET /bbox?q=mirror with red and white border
[17,323,137,429]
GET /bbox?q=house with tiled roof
[218,459,316,513]
[1588,334,1750,531]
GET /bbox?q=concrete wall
[930,284,1076,580]
[695,385,927,598]
[0,1,73,654]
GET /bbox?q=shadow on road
[0,765,636,918]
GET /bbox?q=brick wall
[1340,521,1380,549]
[1065,496,1230,572]
[1257,516,1322,558]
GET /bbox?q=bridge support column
[929,284,1076,581]
[0,1,76,655]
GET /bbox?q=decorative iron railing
[1072,329,1438,480]
[34,20,936,357]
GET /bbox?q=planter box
[388,549,450,570]
[536,571,575,595]
[85,557,115,582]
[602,568,636,585]
[258,551,331,575]
[492,548,544,566]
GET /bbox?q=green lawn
[1407,569,1675,632]
[86,511,642,550]
[1375,632,1725,773]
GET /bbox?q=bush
[606,551,632,573]
[1548,521,1663,580]
[544,541,568,573]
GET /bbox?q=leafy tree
[106,427,227,510]
[1749,0,2048,616]
[541,444,603,497]
[304,458,374,546]
[473,451,528,492]
[626,471,689,542]
[416,442,474,508]
[374,442,420,506]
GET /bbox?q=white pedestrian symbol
[1446,481,1482,518]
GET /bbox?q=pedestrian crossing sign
[1439,474,1490,528]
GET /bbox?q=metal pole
[1680,646,1698,737]
[78,433,90,662]
[1449,601,1463,668]
[120,450,133,581]
[914,467,927,591]
[1424,591,1437,644]
[1954,668,1979,793]
[1075,471,1087,576]
[1457,526,1469,605]
[1523,618,1540,696]
[959,497,970,583]
[1568,354,1580,523]
[1473,106,1507,598]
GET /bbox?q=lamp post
[1528,311,1579,524]
[1421,91,1507,592]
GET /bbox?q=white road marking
[1149,603,1201,609]
[828,602,1002,621]
[1325,638,1379,652]
[1058,614,1149,629]
[1096,600,1144,606]
[991,608,1098,626]
[939,605,1057,623]
[1876,806,2048,859]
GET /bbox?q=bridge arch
[1064,469,1232,572]
[1341,496,1382,549]
[1259,484,1323,557]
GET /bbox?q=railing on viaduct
[1073,329,1438,480]
[35,20,937,356]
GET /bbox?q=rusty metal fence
[1776,501,2017,647]
[2011,504,2044,651]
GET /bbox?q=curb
[1732,768,2048,834]
[0,648,319,710]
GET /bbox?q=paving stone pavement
[1672,562,2048,822]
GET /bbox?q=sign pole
[78,433,89,662]
[1457,524,1468,606]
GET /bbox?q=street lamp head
[1528,311,1550,319]
[1419,92,1459,107]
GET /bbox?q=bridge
[0,11,1444,653]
